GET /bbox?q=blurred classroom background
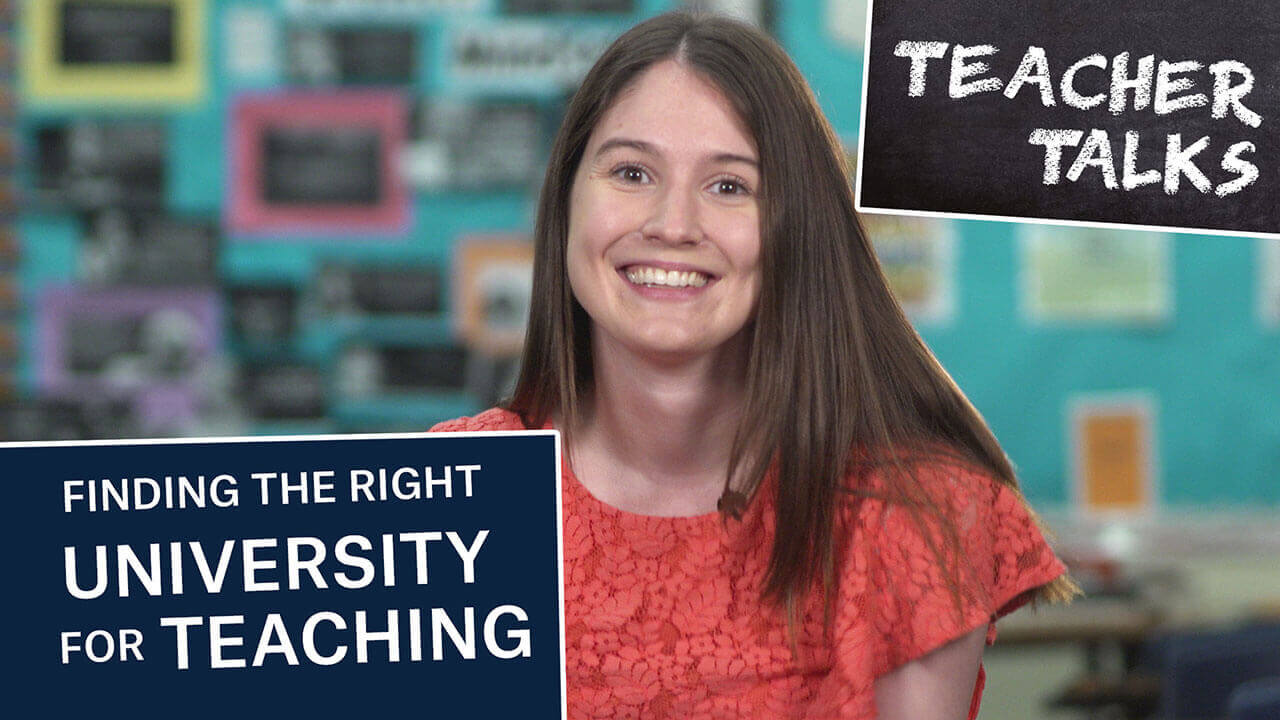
[1,1,1278,718]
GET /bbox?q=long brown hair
[510,11,1077,620]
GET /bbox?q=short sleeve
[846,463,1066,677]
[428,407,526,433]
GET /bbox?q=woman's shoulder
[846,450,1006,509]
[429,407,528,433]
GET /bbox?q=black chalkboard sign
[34,122,167,209]
[261,127,382,206]
[0,397,138,442]
[239,362,327,420]
[857,0,1280,237]
[287,28,417,85]
[79,212,218,285]
[319,264,444,315]
[227,286,298,345]
[60,1,175,66]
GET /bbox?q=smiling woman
[432,11,1077,720]
[567,59,761,385]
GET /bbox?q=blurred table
[994,596,1167,719]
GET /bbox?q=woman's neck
[569,333,749,516]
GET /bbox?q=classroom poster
[1019,226,1171,324]
[1070,394,1157,514]
[825,0,867,52]
[862,214,955,324]
[223,5,278,80]
[453,235,535,356]
[438,19,623,94]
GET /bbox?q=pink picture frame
[227,91,410,236]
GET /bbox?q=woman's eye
[614,165,648,183]
[713,178,749,195]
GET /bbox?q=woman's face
[566,59,761,364]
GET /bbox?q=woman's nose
[641,186,703,246]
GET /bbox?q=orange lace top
[432,408,1067,719]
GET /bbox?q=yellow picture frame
[22,0,206,105]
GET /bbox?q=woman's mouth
[623,266,710,288]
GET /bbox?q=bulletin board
[8,0,1278,510]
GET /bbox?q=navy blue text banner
[2,431,564,718]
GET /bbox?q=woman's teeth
[625,267,709,288]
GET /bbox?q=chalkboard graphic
[22,0,206,105]
[1,432,565,717]
[857,0,1280,238]
[227,92,409,236]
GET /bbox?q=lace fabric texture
[432,408,1066,719]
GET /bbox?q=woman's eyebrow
[594,137,655,158]
[594,137,758,168]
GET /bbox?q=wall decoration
[503,0,635,12]
[0,396,138,442]
[404,99,546,191]
[237,361,327,420]
[31,120,166,209]
[316,262,444,316]
[1070,393,1157,514]
[224,4,278,80]
[286,26,417,85]
[227,91,409,235]
[679,0,770,28]
[335,342,470,398]
[825,0,866,51]
[35,286,220,434]
[440,18,622,94]
[78,211,218,284]
[22,0,206,105]
[1020,225,1171,324]
[453,234,533,355]
[862,213,955,324]
[227,284,299,345]
[284,0,484,19]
